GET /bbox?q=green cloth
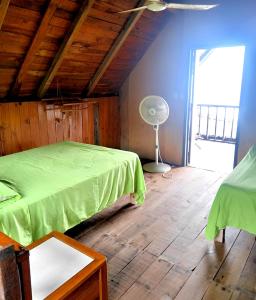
[205,145,256,239]
[0,142,146,246]
[0,181,21,202]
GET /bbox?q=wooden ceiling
[0,0,171,100]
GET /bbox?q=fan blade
[117,6,147,14]
[166,3,218,10]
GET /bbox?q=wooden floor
[67,167,256,300]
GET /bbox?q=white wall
[120,13,189,165]
[183,0,256,162]
[120,0,256,165]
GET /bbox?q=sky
[193,46,245,106]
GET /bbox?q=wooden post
[0,232,32,300]
[99,262,108,300]
[222,228,226,243]
[0,245,22,300]
[215,228,226,243]
[16,248,32,300]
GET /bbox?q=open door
[186,46,245,173]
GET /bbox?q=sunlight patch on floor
[189,139,235,173]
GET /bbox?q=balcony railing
[195,104,239,144]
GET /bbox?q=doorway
[187,46,245,173]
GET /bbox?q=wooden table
[0,231,108,300]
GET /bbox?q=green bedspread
[205,145,256,239]
[0,142,146,246]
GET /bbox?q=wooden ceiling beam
[9,0,61,96]
[37,0,96,99]
[0,0,10,30]
[83,0,146,97]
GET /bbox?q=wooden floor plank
[148,265,192,300]
[161,176,224,268]
[174,228,240,300]
[236,241,256,295]
[120,257,173,300]
[230,289,256,300]
[109,251,157,299]
[214,231,255,288]
[71,167,256,300]
[202,281,233,300]
[201,231,255,299]
[108,244,140,278]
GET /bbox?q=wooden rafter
[0,0,10,30]
[10,0,61,96]
[37,0,96,99]
[84,0,146,97]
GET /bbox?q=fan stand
[143,125,171,173]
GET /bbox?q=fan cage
[139,95,169,126]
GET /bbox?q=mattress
[0,141,146,245]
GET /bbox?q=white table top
[30,237,94,300]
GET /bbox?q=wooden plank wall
[0,96,120,156]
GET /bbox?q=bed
[205,145,256,240]
[0,141,146,246]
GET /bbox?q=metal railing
[195,104,239,143]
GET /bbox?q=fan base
[143,162,171,173]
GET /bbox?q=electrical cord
[158,142,172,179]
[158,144,164,164]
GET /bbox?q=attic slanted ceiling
[0,0,170,100]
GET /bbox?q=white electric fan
[139,95,171,173]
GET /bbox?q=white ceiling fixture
[118,0,218,14]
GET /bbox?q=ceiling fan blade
[166,3,218,10]
[117,6,147,14]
